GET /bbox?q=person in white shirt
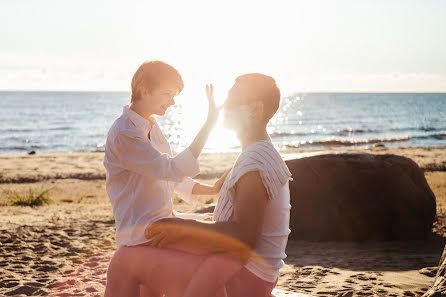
[107,73,292,297]
[103,61,241,297]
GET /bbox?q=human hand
[212,168,232,194]
[203,213,214,222]
[144,218,185,247]
[205,84,221,128]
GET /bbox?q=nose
[222,99,230,109]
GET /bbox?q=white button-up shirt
[104,105,200,247]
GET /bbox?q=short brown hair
[235,73,281,121]
[131,61,184,101]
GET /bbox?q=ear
[249,101,264,117]
[140,86,153,99]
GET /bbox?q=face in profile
[141,81,179,116]
[223,83,252,130]
[224,73,279,131]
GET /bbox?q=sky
[1,0,446,95]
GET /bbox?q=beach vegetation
[9,188,53,207]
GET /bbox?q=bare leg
[225,268,276,297]
[182,253,242,297]
[105,245,207,297]
[105,248,141,297]
[139,285,163,297]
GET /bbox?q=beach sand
[0,146,445,296]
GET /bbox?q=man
[107,73,292,297]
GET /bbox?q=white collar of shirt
[122,104,153,135]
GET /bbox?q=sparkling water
[0,91,445,154]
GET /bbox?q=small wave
[270,131,308,137]
[0,128,35,133]
[0,146,28,151]
[286,136,411,148]
[48,126,72,131]
[390,126,445,133]
[337,128,379,136]
[412,131,446,140]
[419,126,438,132]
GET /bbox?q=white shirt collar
[122,105,152,133]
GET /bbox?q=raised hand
[188,84,222,159]
[205,84,221,128]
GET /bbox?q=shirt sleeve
[114,128,200,182]
[173,177,198,205]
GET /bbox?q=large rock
[423,245,446,296]
[285,153,436,241]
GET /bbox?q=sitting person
[103,60,239,297]
[106,73,292,297]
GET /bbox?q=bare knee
[107,247,133,280]
[105,248,142,297]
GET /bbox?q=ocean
[0,91,445,155]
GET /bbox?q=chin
[155,109,166,116]
[223,120,237,131]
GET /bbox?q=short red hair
[234,73,281,121]
[131,61,184,101]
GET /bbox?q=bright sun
[176,86,239,153]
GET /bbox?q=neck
[129,101,153,121]
[237,125,270,150]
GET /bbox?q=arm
[115,130,200,182]
[145,170,268,262]
[173,168,231,205]
[191,168,231,195]
[115,84,220,182]
[188,84,220,159]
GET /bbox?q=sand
[0,146,445,296]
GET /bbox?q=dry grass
[8,188,53,207]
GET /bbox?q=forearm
[176,219,249,249]
[170,220,252,263]
[188,120,214,159]
[192,182,217,195]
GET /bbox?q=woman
[103,60,239,297]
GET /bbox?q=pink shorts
[226,267,276,297]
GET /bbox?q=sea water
[0,91,445,154]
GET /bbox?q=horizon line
[1,89,446,95]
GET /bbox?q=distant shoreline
[2,144,446,157]
[1,90,446,94]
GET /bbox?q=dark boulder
[285,153,436,241]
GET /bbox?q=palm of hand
[206,84,221,127]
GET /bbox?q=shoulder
[109,123,148,150]
[236,170,262,184]
[235,141,285,171]
[108,116,131,135]
[229,140,292,200]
